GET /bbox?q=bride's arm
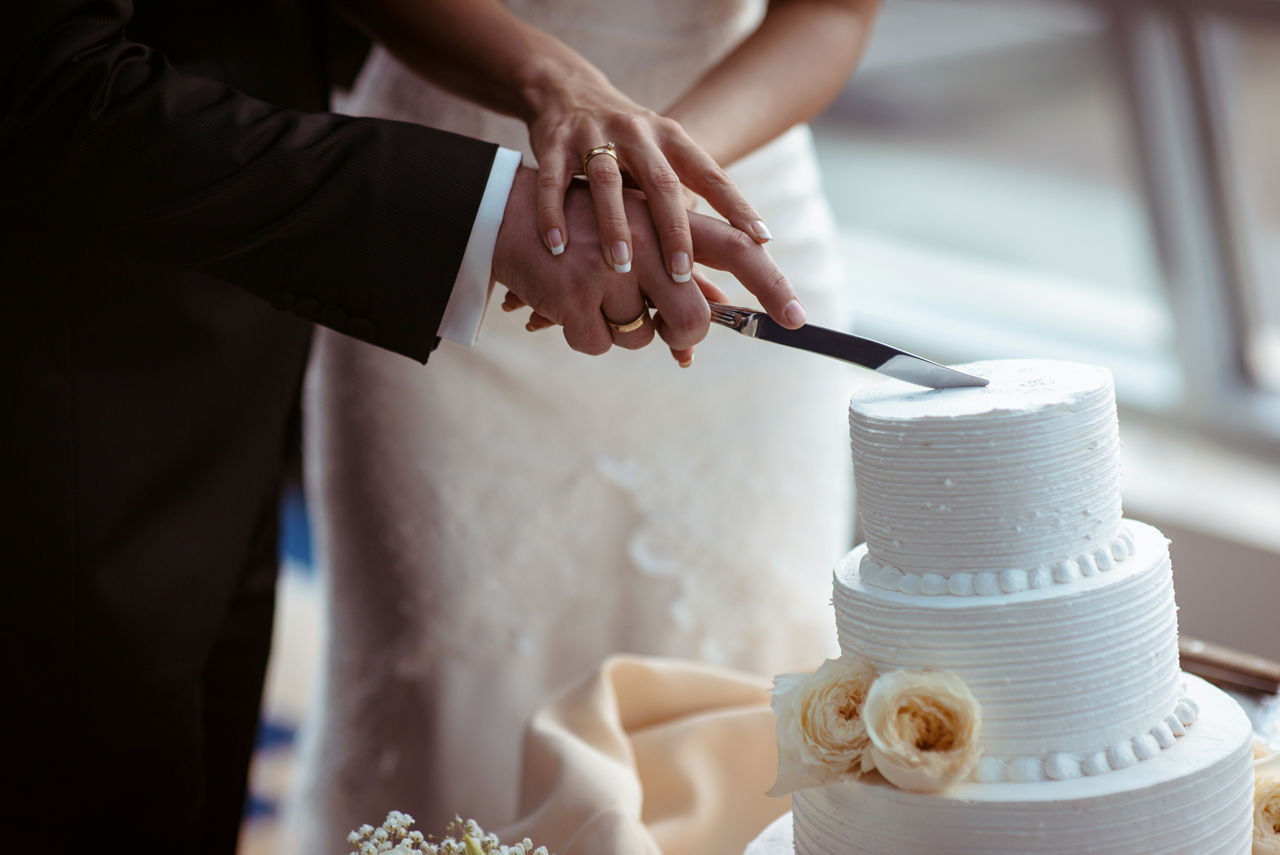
[338,0,774,293]
[666,0,880,168]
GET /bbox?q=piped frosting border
[859,524,1137,597]
[972,693,1200,784]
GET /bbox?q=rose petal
[863,669,983,794]
[768,656,879,796]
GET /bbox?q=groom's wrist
[437,146,523,347]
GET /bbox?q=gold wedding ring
[606,307,648,334]
[582,141,619,175]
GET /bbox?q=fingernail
[525,321,538,332]
[670,251,691,283]
[751,220,772,241]
[679,354,694,368]
[612,241,631,274]
[783,299,806,327]
[546,228,564,256]
[502,302,515,312]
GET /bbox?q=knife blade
[707,303,988,390]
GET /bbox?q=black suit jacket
[0,0,499,749]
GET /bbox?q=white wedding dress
[286,0,855,848]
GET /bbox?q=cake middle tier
[834,519,1181,765]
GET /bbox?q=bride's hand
[524,69,772,285]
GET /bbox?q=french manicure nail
[679,354,694,368]
[751,220,772,241]
[783,299,807,328]
[612,241,631,274]
[547,227,564,256]
[670,251,691,283]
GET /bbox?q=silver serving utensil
[708,303,988,389]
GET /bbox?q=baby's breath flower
[349,812,554,855]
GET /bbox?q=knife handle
[707,302,760,335]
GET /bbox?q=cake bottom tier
[781,675,1254,855]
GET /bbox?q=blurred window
[813,0,1177,409]
[1205,17,1280,394]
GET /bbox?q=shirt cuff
[437,146,523,347]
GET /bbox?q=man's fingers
[691,269,731,305]
[688,212,806,329]
[641,265,710,352]
[524,311,554,331]
[561,309,613,356]
[600,282,655,351]
[502,290,528,312]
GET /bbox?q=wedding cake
[758,360,1256,855]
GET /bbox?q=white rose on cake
[1255,774,1280,855]
[862,668,983,793]
[769,655,879,796]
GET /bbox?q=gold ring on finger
[605,306,647,334]
[582,141,619,175]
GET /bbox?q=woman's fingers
[620,129,696,286]
[535,151,571,257]
[669,134,771,244]
[583,144,634,274]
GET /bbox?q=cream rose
[768,655,879,796]
[1255,776,1280,855]
[862,668,982,793]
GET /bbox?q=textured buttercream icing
[835,520,1181,762]
[759,359,1255,855]
[848,360,1122,576]
[788,676,1253,855]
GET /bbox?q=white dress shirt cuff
[437,146,523,347]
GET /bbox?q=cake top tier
[848,359,1122,578]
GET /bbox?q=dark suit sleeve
[0,0,499,363]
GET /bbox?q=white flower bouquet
[348,812,551,855]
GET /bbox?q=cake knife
[707,303,989,389]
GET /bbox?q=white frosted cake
[762,360,1255,855]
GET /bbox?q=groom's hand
[492,167,804,356]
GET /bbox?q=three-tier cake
[758,359,1255,855]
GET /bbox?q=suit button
[293,299,319,319]
[270,290,295,310]
[348,318,375,341]
[320,306,349,329]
